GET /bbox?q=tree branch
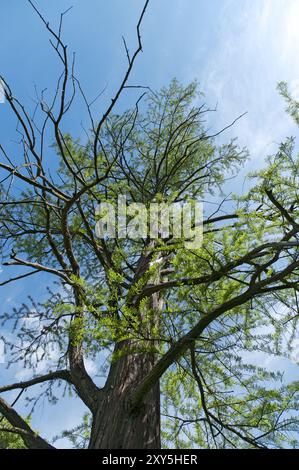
[130,258,299,410]
[0,370,71,394]
[0,396,55,449]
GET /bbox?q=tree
[0,1,299,449]
[0,417,27,449]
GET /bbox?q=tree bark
[89,341,161,449]
[89,260,163,449]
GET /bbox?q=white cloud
[14,344,61,381]
[194,0,299,165]
[85,358,98,376]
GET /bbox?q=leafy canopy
[1,77,299,448]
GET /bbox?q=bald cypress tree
[0,1,299,449]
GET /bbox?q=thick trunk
[89,259,163,449]
[89,341,161,449]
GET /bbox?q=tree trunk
[89,262,163,449]
[89,341,161,449]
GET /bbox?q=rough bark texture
[89,341,161,449]
[89,265,163,449]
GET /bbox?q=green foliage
[278,81,299,125]
[1,79,299,448]
[53,413,92,449]
[0,418,27,449]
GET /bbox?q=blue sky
[1,0,299,447]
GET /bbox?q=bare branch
[0,370,71,393]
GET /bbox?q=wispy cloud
[194,0,299,164]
